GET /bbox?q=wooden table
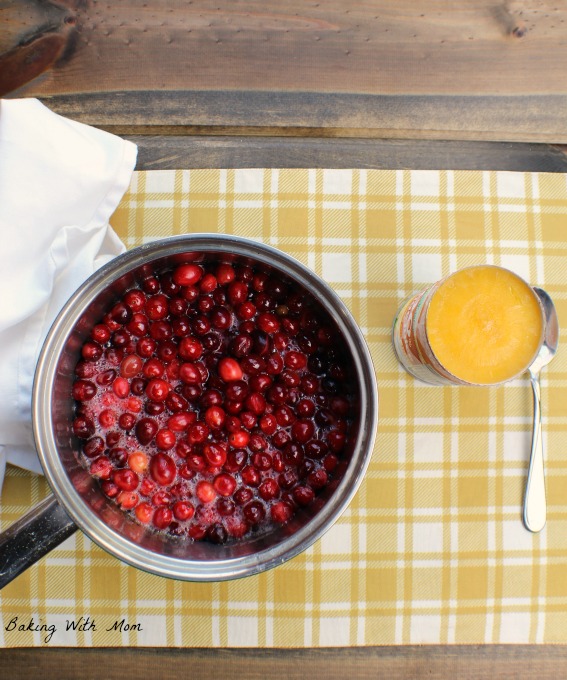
[2,1,567,677]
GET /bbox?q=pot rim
[32,234,378,581]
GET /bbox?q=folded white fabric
[0,98,137,495]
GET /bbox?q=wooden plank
[9,1,567,97]
[27,91,567,143]
[127,135,567,171]
[2,646,567,680]
[4,1,567,141]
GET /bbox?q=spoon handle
[523,375,546,532]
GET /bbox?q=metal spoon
[523,287,559,533]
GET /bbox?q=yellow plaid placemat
[1,169,567,647]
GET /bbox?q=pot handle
[0,494,77,589]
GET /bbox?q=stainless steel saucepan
[0,234,378,587]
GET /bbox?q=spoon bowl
[523,287,559,533]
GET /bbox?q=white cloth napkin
[0,98,137,495]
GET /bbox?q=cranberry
[243,501,265,525]
[259,478,279,501]
[213,473,237,497]
[271,501,293,523]
[206,523,228,544]
[103,448,126,483]
[135,418,158,445]
[246,392,267,415]
[120,354,143,378]
[218,357,243,382]
[113,468,139,491]
[118,413,136,431]
[112,377,130,398]
[91,324,111,344]
[123,289,146,312]
[135,502,153,523]
[228,280,248,304]
[200,273,217,293]
[210,306,232,330]
[257,313,280,334]
[236,301,256,320]
[109,447,128,467]
[196,480,216,503]
[73,416,95,439]
[156,428,176,450]
[217,498,236,516]
[137,336,157,358]
[173,500,195,521]
[178,362,202,385]
[293,485,315,506]
[153,506,173,530]
[179,336,203,360]
[145,378,170,402]
[73,380,97,402]
[168,411,194,432]
[75,361,96,379]
[204,405,225,429]
[233,487,252,506]
[173,263,203,287]
[145,294,169,321]
[83,436,105,458]
[149,452,177,486]
[241,465,261,487]
[225,449,247,472]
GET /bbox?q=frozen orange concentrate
[426,266,543,384]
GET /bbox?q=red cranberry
[179,336,203,361]
[149,320,172,342]
[137,337,157,358]
[179,362,203,385]
[90,456,112,479]
[257,313,280,334]
[241,465,261,487]
[203,442,227,467]
[113,468,139,491]
[156,428,176,450]
[271,501,293,523]
[234,487,253,506]
[145,378,170,402]
[120,354,142,379]
[218,357,243,382]
[91,324,111,344]
[150,452,177,486]
[73,416,95,439]
[173,501,195,521]
[118,413,136,431]
[153,506,173,530]
[172,316,191,337]
[224,449,247,472]
[243,501,265,525]
[72,380,97,402]
[216,498,236,516]
[123,289,146,312]
[145,294,168,320]
[75,361,96,379]
[210,306,232,330]
[200,273,217,293]
[293,485,315,506]
[307,468,328,490]
[259,478,279,501]
[228,281,248,304]
[206,523,228,544]
[83,436,105,458]
[173,263,203,287]
[135,417,158,445]
[213,473,237,497]
[229,334,253,359]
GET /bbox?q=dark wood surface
[2,1,567,676]
[2,645,567,679]
[3,0,567,143]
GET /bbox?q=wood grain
[2,646,567,680]
[4,1,567,141]
[129,135,567,172]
